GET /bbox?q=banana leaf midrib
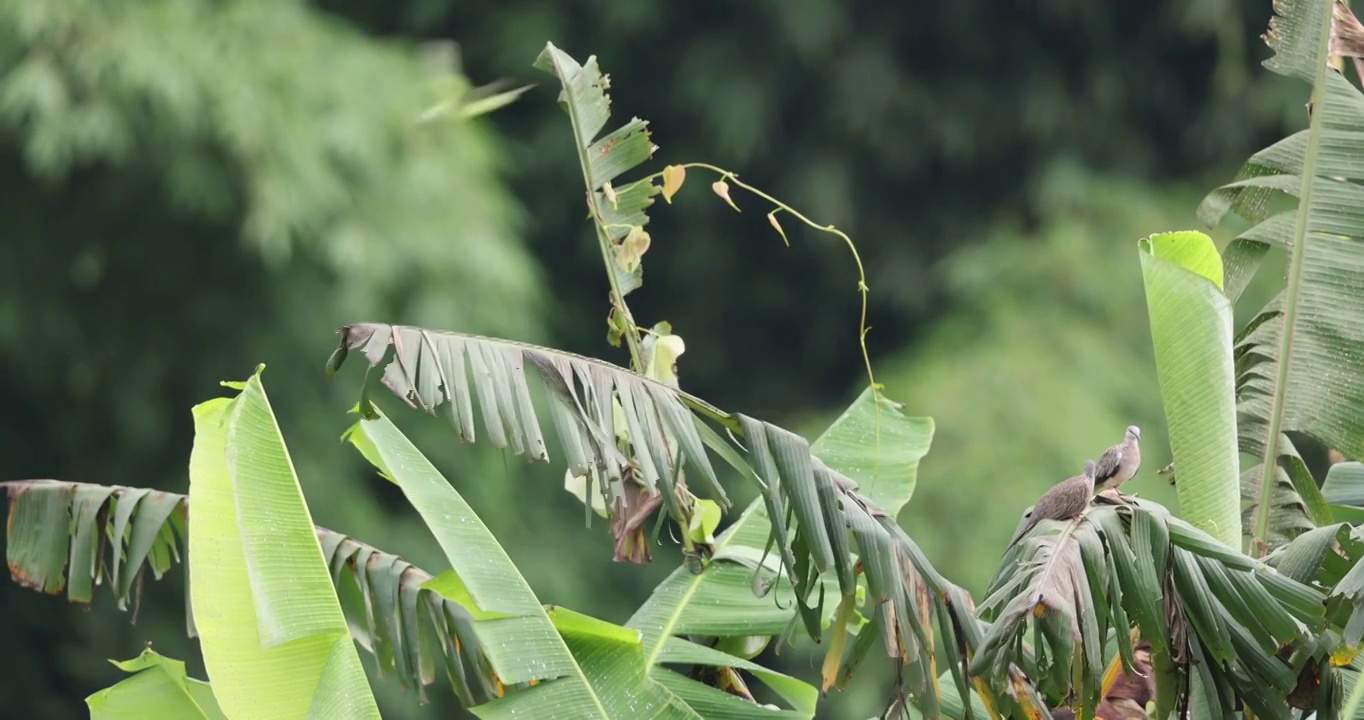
[1252,4,1338,554]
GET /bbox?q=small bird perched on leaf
[1007,460,1098,548]
[1093,425,1142,494]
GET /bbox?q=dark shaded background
[0,1,1301,717]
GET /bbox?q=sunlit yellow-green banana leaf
[86,649,226,720]
[1137,230,1240,547]
[189,367,379,719]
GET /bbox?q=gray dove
[1094,425,1142,493]
[1007,461,1097,548]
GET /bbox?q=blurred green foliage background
[0,1,1305,717]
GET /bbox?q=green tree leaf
[330,322,730,523]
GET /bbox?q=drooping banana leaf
[329,322,730,523]
[628,388,980,715]
[975,499,1328,718]
[320,529,496,706]
[3,479,499,707]
[188,368,380,718]
[1288,467,1364,645]
[334,333,932,614]
[1199,0,1364,553]
[974,518,1100,707]
[4,480,187,617]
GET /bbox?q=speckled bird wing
[1092,445,1123,484]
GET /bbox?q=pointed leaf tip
[712,180,740,212]
[767,211,790,246]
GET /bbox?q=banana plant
[14,8,1364,716]
[976,498,1328,719]
[328,322,973,714]
[4,369,821,718]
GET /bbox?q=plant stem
[595,221,645,371]
[681,163,878,394]
[616,163,880,393]
[559,103,646,371]
[1151,647,1179,720]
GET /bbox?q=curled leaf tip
[614,226,652,272]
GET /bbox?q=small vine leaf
[602,181,618,209]
[712,180,740,212]
[606,307,628,348]
[614,226,652,272]
[662,165,687,203]
[767,211,790,247]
